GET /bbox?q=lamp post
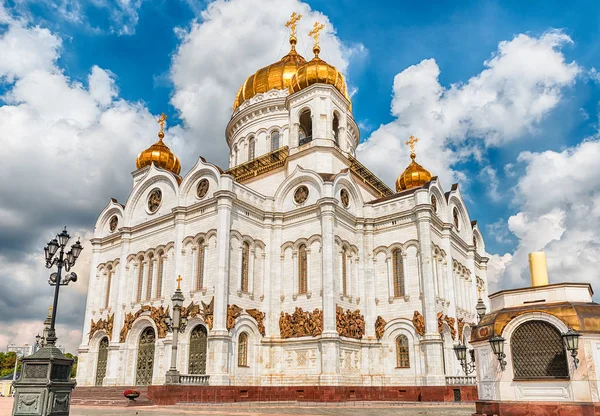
[475,296,487,323]
[453,342,476,375]
[489,334,507,371]
[562,328,581,369]
[44,227,82,345]
[165,275,186,384]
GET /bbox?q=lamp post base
[12,345,76,416]
[165,370,181,385]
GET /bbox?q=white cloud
[490,139,600,291]
[357,30,580,189]
[169,0,364,168]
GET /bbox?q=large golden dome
[232,38,306,112]
[136,114,181,176]
[289,44,351,106]
[395,136,432,192]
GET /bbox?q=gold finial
[176,274,182,290]
[308,21,325,57]
[157,112,168,140]
[286,12,302,48]
[406,135,419,160]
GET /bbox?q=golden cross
[406,135,419,154]
[157,113,167,137]
[176,274,182,290]
[308,21,325,46]
[285,12,302,37]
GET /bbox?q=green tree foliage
[0,352,22,377]
[64,353,78,378]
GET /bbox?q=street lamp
[475,297,487,322]
[489,334,507,371]
[166,275,185,384]
[44,227,83,345]
[453,342,476,375]
[562,328,581,369]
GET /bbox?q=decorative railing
[446,376,476,385]
[180,374,210,385]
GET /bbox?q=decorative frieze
[412,311,425,336]
[89,313,114,340]
[279,307,323,339]
[457,317,465,342]
[375,316,386,340]
[119,305,170,342]
[437,312,457,340]
[227,304,243,330]
[336,306,365,339]
[246,308,266,336]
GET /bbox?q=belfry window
[136,257,144,302]
[156,251,164,298]
[333,112,340,146]
[248,137,255,160]
[241,242,250,293]
[396,335,410,368]
[298,244,308,295]
[238,332,248,367]
[299,110,312,146]
[104,266,112,309]
[146,253,154,300]
[271,130,280,152]
[196,241,205,291]
[393,249,405,298]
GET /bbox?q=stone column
[191,246,198,291]
[292,251,298,297]
[415,198,445,385]
[318,194,340,384]
[208,178,235,385]
[150,257,158,300]
[386,256,394,302]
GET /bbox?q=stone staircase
[71,386,153,406]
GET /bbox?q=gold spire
[395,135,433,192]
[308,21,325,57]
[285,12,302,50]
[176,274,182,290]
[135,112,181,175]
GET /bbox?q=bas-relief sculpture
[336,306,365,339]
[412,310,425,337]
[279,307,323,339]
[246,308,266,336]
[437,311,457,340]
[457,317,465,342]
[227,304,243,330]
[375,316,386,340]
[119,305,170,342]
[89,313,114,340]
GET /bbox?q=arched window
[238,332,248,367]
[136,257,144,302]
[156,251,164,298]
[341,250,347,296]
[333,112,340,145]
[104,266,112,309]
[298,244,308,294]
[396,335,410,368]
[241,242,249,293]
[299,109,312,146]
[393,249,405,298]
[511,321,569,379]
[196,241,205,291]
[271,130,280,152]
[248,137,255,160]
[146,253,154,300]
[453,208,460,230]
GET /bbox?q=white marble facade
[76,81,489,387]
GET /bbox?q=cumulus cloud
[170,0,364,168]
[491,139,600,290]
[357,30,580,189]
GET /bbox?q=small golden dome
[232,38,306,112]
[136,113,181,176]
[288,44,351,106]
[395,136,432,192]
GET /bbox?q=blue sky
[1,0,600,352]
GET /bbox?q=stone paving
[0,398,475,416]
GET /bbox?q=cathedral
[77,14,489,389]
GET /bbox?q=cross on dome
[406,135,419,156]
[308,21,325,56]
[285,12,302,38]
[157,112,168,139]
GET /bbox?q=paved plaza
[0,398,474,416]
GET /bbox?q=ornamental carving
[147,188,162,213]
[375,316,386,340]
[181,298,214,330]
[196,178,209,199]
[227,304,243,330]
[279,307,323,339]
[119,304,170,342]
[246,308,266,336]
[457,317,465,342]
[437,312,456,340]
[294,185,309,204]
[340,188,350,207]
[109,216,118,232]
[412,310,425,336]
[201,298,214,330]
[89,313,114,340]
[336,306,365,339]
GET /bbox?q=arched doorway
[95,337,109,386]
[135,327,155,385]
[188,325,208,374]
